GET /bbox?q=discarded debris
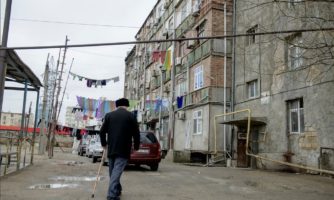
[49,176,105,182]
[28,183,79,190]
[54,161,85,166]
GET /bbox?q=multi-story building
[233,1,334,170]
[124,0,233,162]
[1,112,34,127]
[64,106,86,129]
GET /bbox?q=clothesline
[70,71,120,88]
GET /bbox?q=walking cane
[91,149,106,198]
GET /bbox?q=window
[2,116,6,124]
[287,98,304,134]
[176,80,187,96]
[178,42,185,57]
[246,25,258,46]
[168,17,174,32]
[193,110,203,135]
[247,80,258,98]
[194,66,204,90]
[196,21,206,44]
[181,3,187,22]
[287,34,303,69]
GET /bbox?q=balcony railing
[176,86,231,110]
[176,15,196,38]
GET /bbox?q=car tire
[92,156,97,163]
[150,164,159,171]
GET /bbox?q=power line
[1,27,334,50]
[11,18,140,29]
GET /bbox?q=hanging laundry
[101,80,106,86]
[87,79,93,87]
[152,51,160,62]
[164,49,172,71]
[70,72,119,87]
[177,96,183,109]
[112,76,120,83]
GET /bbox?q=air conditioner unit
[164,85,170,93]
[187,40,196,49]
[163,1,170,9]
[152,69,159,77]
[175,57,182,66]
[124,83,128,87]
[192,2,200,17]
[154,18,160,26]
[145,82,150,89]
[177,110,186,120]
[162,28,168,36]
[137,52,142,57]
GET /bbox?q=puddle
[49,176,105,182]
[29,183,79,190]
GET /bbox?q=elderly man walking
[100,98,140,200]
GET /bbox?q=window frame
[194,65,204,90]
[193,109,203,135]
[181,2,187,22]
[196,20,206,44]
[287,98,305,134]
[246,25,258,46]
[287,34,303,70]
[247,79,258,99]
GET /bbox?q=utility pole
[57,58,74,122]
[38,54,50,155]
[48,36,69,158]
[0,0,12,120]
[47,50,61,157]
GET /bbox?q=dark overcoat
[100,107,140,159]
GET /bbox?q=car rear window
[140,132,158,144]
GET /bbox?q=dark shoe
[107,197,120,200]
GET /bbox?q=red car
[129,131,161,171]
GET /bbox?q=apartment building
[124,0,233,162]
[233,1,334,170]
[64,106,86,129]
[1,112,34,127]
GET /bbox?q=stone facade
[124,0,233,162]
[234,0,334,171]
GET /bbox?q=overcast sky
[1,0,156,124]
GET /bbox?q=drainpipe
[168,2,177,151]
[158,68,165,143]
[223,1,227,155]
[30,89,40,164]
[231,0,237,157]
[18,80,28,170]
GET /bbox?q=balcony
[176,15,196,38]
[185,39,231,68]
[176,86,231,110]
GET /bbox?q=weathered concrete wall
[173,103,231,162]
[234,0,334,171]
[174,105,210,153]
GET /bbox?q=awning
[220,117,267,127]
[5,50,42,90]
